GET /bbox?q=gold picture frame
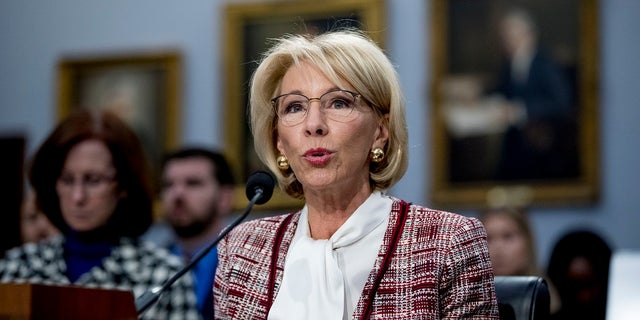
[430,0,599,209]
[223,0,386,210]
[57,51,181,191]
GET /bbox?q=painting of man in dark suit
[432,0,598,207]
[490,8,578,181]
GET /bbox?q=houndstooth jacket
[0,236,200,320]
[214,199,499,319]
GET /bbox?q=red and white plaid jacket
[214,199,499,319]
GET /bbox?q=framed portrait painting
[430,0,599,208]
[223,0,385,210]
[57,52,181,191]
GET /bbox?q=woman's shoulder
[3,236,63,259]
[221,212,300,255]
[393,199,483,230]
[118,238,183,270]
[232,212,300,236]
[0,236,64,278]
[394,200,489,254]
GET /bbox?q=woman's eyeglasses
[56,172,116,195]
[271,89,363,126]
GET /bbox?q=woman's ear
[276,138,285,155]
[374,114,390,149]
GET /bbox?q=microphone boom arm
[135,189,264,315]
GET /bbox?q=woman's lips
[303,148,333,165]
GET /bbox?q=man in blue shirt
[157,148,235,319]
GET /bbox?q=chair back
[494,276,550,320]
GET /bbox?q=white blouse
[268,191,393,320]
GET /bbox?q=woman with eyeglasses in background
[0,109,199,319]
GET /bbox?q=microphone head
[245,170,276,205]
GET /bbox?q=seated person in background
[20,188,60,243]
[480,206,560,313]
[547,229,612,320]
[480,207,538,276]
[146,147,235,319]
[0,110,199,320]
[214,29,499,319]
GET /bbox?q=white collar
[269,191,393,320]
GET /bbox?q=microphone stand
[135,188,264,315]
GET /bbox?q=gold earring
[370,147,384,163]
[277,155,290,170]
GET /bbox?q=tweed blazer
[214,199,499,319]
[0,236,200,320]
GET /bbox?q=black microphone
[135,170,276,315]
[246,170,275,205]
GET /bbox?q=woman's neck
[65,226,120,244]
[304,185,373,239]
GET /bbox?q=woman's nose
[304,101,328,136]
[70,184,88,203]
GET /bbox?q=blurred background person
[480,206,560,313]
[147,147,235,319]
[490,7,576,180]
[0,109,199,319]
[547,229,613,320]
[20,188,60,243]
[481,207,537,276]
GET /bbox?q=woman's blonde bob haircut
[249,29,408,199]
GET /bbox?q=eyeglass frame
[56,172,117,195]
[270,89,365,126]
